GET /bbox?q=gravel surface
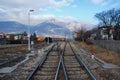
[0,43,52,80]
[0,50,45,80]
[0,42,119,80]
[71,41,120,80]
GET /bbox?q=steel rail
[55,42,69,80]
[54,54,62,80]
[61,42,69,80]
[76,55,97,80]
[26,44,55,80]
[68,42,96,80]
[54,42,62,80]
[61,53,69,80]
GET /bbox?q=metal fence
[91,40,120,53]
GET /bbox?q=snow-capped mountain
[33,21,70,37]
[0,21,28,34]
[0,20,71,37]
[0,19,95,38]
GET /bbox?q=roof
[0,32,4,35]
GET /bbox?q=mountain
[45,18,66,27]
[0,20,71,37]
[0,19,95,38]
[33,21,71,37]
[0,21,28,34]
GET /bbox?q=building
[6,33,28,44]
[73,32,80,40]
[100,27,109,40]
[97,26,116,40]
[0,32,6,45]
[0,32,5,38]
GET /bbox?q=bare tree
[95,8,120,40]
[76,25,87,41]
[95,8,120,27]
[95,11,108,27]
[114,9,120,26]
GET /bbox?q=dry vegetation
[0,46,28,54]
[77,41,120,67]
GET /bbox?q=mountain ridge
[0,21,71,37]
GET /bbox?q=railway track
[1,41,117,80]
[26,42,96,80]
[62,42,96,80]
[26,43,61,80]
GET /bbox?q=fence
[91,40,120,53]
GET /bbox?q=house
[0,32,6,45]
[100,27,109,40]
[98,26,116,40]
[73,32,80,40]
[0,32,5,38]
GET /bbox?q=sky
[0,0,120,25]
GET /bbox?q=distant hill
[0,21,28,34]
[33,21,70,37]
[0,20,71,37]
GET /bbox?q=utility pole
[28,9,34,50]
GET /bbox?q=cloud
[91,0,104,4]
[66,21,96,32]
[49,0,71,7]
[55,8,63,12]
[28,14,56,25]
[0,0,74,10]
[0,0,75,24]
[0,8,6,13]
[39,8,48,12]
[111,3,119,8]
[58,16,76,22]
[91,0,112,6]
[91,0,120,7]
[71,5,78,8]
